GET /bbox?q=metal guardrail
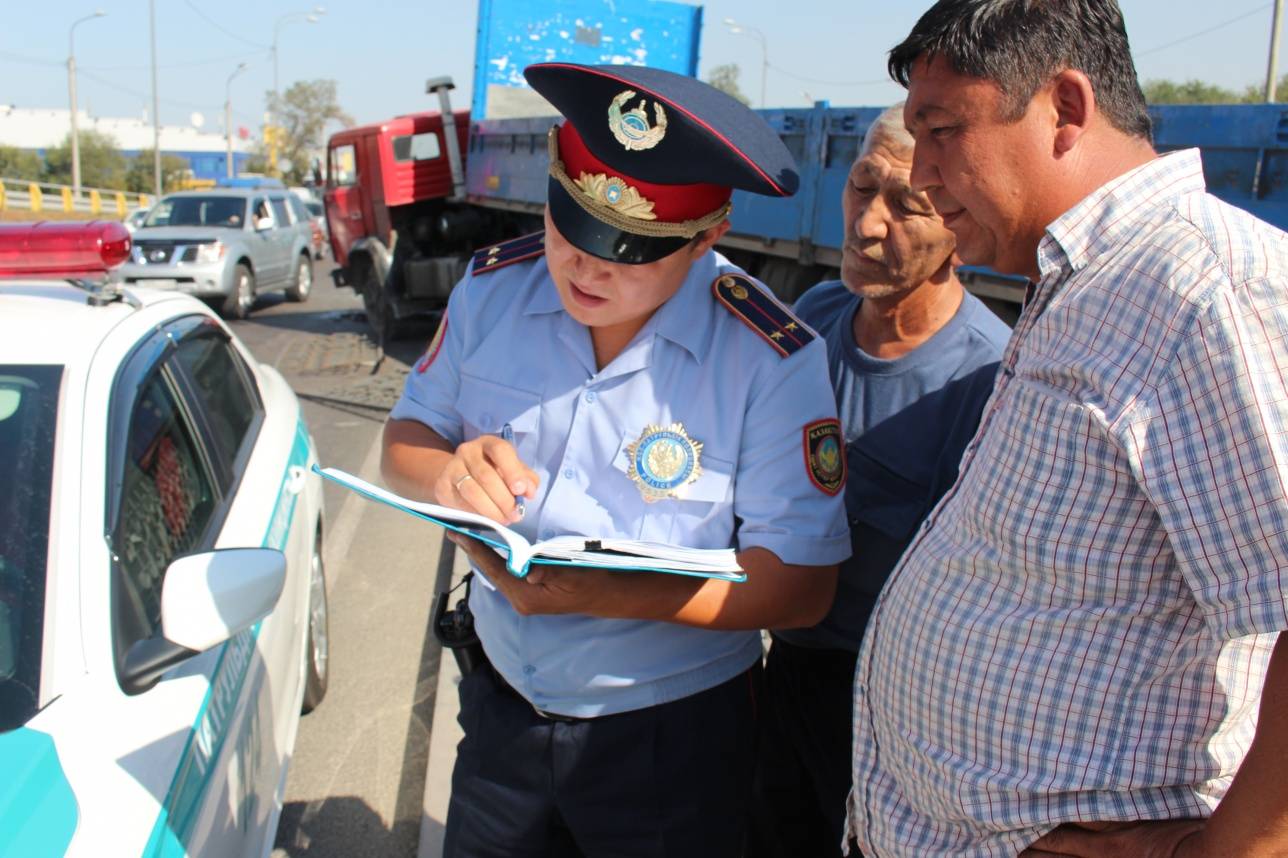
[0,177,151,218]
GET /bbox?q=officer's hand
[448,533,610,617]
[435,436,539,525]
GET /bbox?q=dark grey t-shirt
[779,280,1011,651]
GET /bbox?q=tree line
[0,78,353,194]
[703,64,1287,109]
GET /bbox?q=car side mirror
[119,548,286,694]
[255,215,276,231]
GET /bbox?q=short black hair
[888,0,1152,141]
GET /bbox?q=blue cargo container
[472,0,702,118]
[465,101,1288,317]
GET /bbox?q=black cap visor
[547,177,690,265]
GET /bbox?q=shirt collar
[1038,148,1206,280]
[641,250,718,364]
[522,249,718,364]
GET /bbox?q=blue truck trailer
[324,0,1288,336]
[461,100,1288,324]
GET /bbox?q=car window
[392,132,442,162]
[270,197,292,226]
[305,200,323,218]
[112,367,217,657]
[172,331,260,490]
[145,196,246,229]
[0,366,60,732]
[329,144,356,186]
[289,196,311,224]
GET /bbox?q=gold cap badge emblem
[608,89,668,151]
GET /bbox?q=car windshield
[306,201,323,217]
[145,196,246,229]
[0,366,61,733]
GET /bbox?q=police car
[0,221,328,857]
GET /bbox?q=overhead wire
[1134,3,1272,57]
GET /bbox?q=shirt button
[522,665,536,675]
[479,413,493,430]
[562,468,575,479]
[584,391,597,404]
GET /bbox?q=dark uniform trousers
[443,658,764,858]
[749,636,861,858]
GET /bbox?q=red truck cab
[324,111,469,267]
[326,108,538,342]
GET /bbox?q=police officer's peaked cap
[524,62,800,264]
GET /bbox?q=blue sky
[3,0,1277,134]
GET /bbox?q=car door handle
[348,212,362,220]
[287,465,308,496]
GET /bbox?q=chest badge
[626,422,702,502]
[609,90,668,151]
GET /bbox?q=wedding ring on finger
[454,473,474,491]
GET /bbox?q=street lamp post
[270,6,325,176]
[723,17,768,108]
[67,9,107,200]
[1267,0,1285,102]
[225,63,248,180]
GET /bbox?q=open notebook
[314,466,746,582]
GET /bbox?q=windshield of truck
[145,196,247,229]
[0,366,60,732]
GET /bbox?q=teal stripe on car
[0,727,78,858]
[142,420,313,857]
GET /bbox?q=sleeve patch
[712,273,814,358]
[416,315,448,373]
[472,231,546,275]
[803,419,845,496]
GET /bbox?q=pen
[500,422,525,520]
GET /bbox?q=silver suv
[118,188,315,319]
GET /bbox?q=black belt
[487,662,589,723]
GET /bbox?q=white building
[0,106,254,180]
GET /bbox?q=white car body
[0,279,327,857]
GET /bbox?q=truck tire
[221,263,255,320]
[301,533,329,713]
[285,253,313,302]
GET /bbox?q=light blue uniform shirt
[392,246,850,717]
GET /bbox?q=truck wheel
[221,263,255,320]
[301,533,329,714]
[286,254,313,302]
[356,260,385,334]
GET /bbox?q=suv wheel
[221,263,255,320]
[286,254,312,303]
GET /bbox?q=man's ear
[692,219,732,256]
[1050,69,1095,156]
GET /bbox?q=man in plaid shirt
[846,1,1288,856]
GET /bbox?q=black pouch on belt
[433,572,485,675]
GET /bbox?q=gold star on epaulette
[785,322,798,331]
[770,331,784,340]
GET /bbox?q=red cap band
[557,123,731,223]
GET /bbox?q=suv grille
[133,242,200,264]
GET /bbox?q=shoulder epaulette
[471,231,546,275]
[712,273,814,358]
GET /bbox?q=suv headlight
[194,241,226,264]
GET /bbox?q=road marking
[321,426,385,589]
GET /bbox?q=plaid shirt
[846,150,1288,857]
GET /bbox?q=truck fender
[341,237,391,293]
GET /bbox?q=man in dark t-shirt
[750,104,1011,857]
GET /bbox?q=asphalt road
[220,257,450,858]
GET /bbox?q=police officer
[382,62,850,858]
